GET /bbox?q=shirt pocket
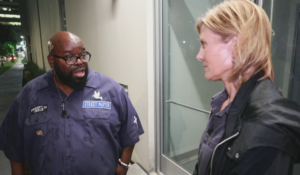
[24,113,53,136]
[83,109,111,140]
[24,113,54,163]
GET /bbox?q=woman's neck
[220,80,237,111]
[223,80,237,103]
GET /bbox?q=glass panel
[262,0,300,102]
[162,0,224,173]
[164,103,209,173]
[262,0,300,174]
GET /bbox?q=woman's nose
[196,48,203,61]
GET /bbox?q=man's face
[54,61,88,90]
[51,36,89,90]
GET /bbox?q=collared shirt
[197,89,231,175]
[0,67,144,175]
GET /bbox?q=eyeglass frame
[49,51,92,65]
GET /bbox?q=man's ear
[47,55,54,69]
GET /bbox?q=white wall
[65,0,154,172]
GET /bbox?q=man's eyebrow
[63,48,86,53]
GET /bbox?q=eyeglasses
[50,51,91,65]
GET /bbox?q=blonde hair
[196,0,274,88]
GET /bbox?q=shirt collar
[85,67,96,88]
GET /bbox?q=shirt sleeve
[228,147,293,175]
[118,88,144,148]
[0,93,25,162]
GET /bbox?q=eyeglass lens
[66,54,90,64]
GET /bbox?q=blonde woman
[193,0,300,175]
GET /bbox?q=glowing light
[0,14,20,18]
[0,22,21,26]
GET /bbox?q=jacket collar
[225,72,263,137]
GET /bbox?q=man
[0,31,144,175]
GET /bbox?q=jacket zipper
[210,132,240,175]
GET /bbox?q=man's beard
[54,64,88,90]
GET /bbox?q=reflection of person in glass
[193,0,300,175]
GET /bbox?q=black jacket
[194,73,300,175]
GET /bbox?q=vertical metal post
[259,0,264,7]
[155,0,163,172]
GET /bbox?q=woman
[193,0,300,175]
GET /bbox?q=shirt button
[67,134,70,137]
[235,153,239,159]
[228,147,231,151]
[214,119,218,124]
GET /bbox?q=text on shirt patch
[30,105,48,114]
[82,101,111,109]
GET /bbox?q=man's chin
[70,77,86,90]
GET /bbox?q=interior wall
[64,0,151,172]
[37,0,62,71]
[25,0,61,71]
[26,0,42,68]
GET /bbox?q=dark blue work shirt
[0,67,144,175]
[197,89,231,175]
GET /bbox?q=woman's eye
[201,43,205,49]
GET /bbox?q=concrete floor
[0,59,23,175]
[0,59,148,175]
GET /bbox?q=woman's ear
[231,35,238,59]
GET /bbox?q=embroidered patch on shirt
[82,101,111,109]
[30,105,48,114]
[36,130,43,136]
[134,116,138,129]
[92,91,103,100]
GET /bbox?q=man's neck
[52,72,73,96]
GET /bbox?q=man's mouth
[73,67,86,78]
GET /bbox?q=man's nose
[196,48,203,61]
[74,57,83,65]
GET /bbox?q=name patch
[82,101,111,109]
[31,105,48,114]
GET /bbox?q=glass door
[160,0,224,174]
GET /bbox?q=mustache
[71,65,87,72]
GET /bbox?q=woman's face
[196,25,236,81]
